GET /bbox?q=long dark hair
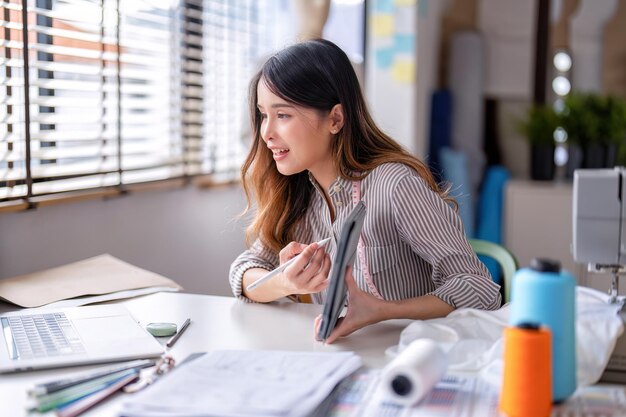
[241,39,452,252]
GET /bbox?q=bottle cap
[517,322,541,330]
[530,258,561,273]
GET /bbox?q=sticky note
[375,48,394,69]
[374,0,394,13]
[371,14,394,37]
[392,59,415,84]
[394,34,414,54]
[394,0,416,6]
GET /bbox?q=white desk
[0,292,412,417]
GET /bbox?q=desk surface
[0,292,411,417]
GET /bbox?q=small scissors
[123,355,175,393]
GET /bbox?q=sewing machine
[573,167,626,383]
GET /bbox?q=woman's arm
[382,294,455,321]
[229,239,279,302]
[391,174,502,310]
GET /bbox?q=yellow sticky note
[394,0,416,6]
[371,14,394,37]
[392,59,415,84]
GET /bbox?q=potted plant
[561,93,597,171]
[562,92,626,170]
[595,95,626,168]
[518,104,559,181]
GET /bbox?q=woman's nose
[261,119,273,142]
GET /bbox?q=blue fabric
[428,89,452,179]
[439,147,474,238]
[475,165,511,284]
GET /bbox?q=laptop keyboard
[1,313,86,360]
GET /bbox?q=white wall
[0,185,248,297]
[365,1,417,155]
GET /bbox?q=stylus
[166,318,191,348]
[246,238,331,291]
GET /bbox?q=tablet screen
[317,201,367,341]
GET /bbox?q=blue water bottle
[509,258,576,402]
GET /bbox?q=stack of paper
[120,350,362,417]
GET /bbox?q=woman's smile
[270,147,290,161]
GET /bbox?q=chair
[469,238,518,304]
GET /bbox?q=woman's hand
[313,267,456,343]
[279,241,331,295]
[314,266,388,344]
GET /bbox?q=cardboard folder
[0,254,182,308]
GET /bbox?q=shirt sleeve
[391,174,502,310]
[229,238,279,302]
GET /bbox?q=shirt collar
[307,172,352,195]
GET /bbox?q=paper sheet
[0,254,182,308]
[120,350,362,417]
[42,286,180,309]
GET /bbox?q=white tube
[381,339,448,406]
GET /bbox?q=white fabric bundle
[392,286,624,389]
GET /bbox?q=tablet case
[317,201,367,341]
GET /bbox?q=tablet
[317,201,367,342]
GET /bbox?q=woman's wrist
[382,295,455,321]
[277,272,297,298]
[243,268,292,302]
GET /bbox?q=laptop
[0,304,164,373]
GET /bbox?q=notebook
[0,304,163,373]
[317,201,367,342]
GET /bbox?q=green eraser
[146,322,177,337]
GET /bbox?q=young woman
[229,39,501,344]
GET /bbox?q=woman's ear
[329,104,344,134]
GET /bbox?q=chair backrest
[468,238,518,304]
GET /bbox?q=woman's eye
[277,113,290,119]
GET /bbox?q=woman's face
[256,79,335,178]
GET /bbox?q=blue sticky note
[374,0,394,13]
[375,48,394,69]
[394,34,414,54]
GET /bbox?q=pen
[246,237,331,291]
[166,318,191,348]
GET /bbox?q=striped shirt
[229,163,502,310]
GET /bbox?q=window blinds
[0,0,267,204]
[198,0,255,176]
[1,1,28,200]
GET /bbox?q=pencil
[27,369,138,413]
[55,372,139,417]
[166,318,191,348]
